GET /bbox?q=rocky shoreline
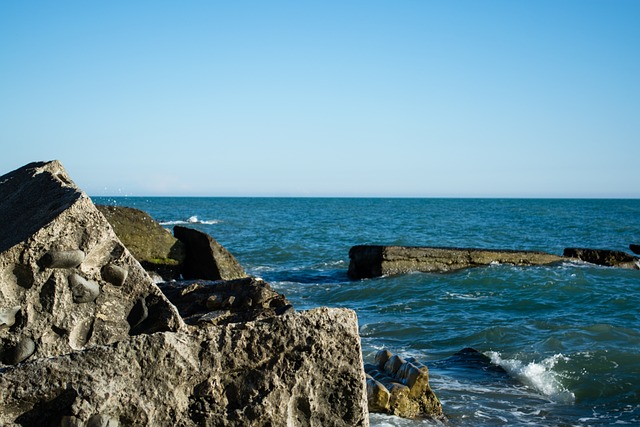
[2,161,636,426]
[0,161,373,426]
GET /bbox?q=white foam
[159,216,221,226]
[486,351,575,403]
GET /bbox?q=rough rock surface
[97,205,186,280]
[563,247,639,269]
[348,245,564,279]
[158,277,294,326]
[174,226,247,281]
[364,350,443,420]
[1,161,370,426]
[0,161,185,364]
[0,308,369,427]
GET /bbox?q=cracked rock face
[0,161,370,426]
[0,308,369,427]
[0,161,184,364]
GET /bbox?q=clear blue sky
[1,1,638,197]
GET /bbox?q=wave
[485,351,575,403]
[159,215,221,226]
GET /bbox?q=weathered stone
[0,308,369,427]
[68,273,100,303]
[101,264,128,287]
[174,226,248,281]
[364,349,444,420]
[97,204,186,280]
[631,244,640,255]
[40,249,85,269]
[0,161,185,362]
[0,306,20,328]
[563,247,639,269]
[158,277,292,326]
[348,245,564,278]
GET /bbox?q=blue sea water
[93,197,640,426]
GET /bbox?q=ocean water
[93,197,640,426]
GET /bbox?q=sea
[93,197,640,427]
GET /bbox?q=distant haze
[1,1,638,197]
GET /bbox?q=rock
[563,247,639,269]
[629,244,640,255]
[0,308,369,426]
[0,161,185,363]
[97,204,186,280]
[348,245,564,278]
[364,349,444,420]
[174,226,248,281]
[158,277,292,326]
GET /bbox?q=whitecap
[485,351,575,403]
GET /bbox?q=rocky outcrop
[97,205,186,280]
[174,225,248,281]
[629,244,640,255]
[364,350,444,420]
[0,161,370,426]
[0,308,369,426]
[0,161,185,364]
[563,247,639,269]
[348,245,564,279]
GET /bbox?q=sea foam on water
[486,351,576,403]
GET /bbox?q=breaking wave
[159,215,221,225]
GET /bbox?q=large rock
[97,205,186,280]
[174,226,247,281]
[629,244,640,255]
[0,161,370,426]
[0,308,369,426]
[348,245,564,279]
[563,247,639,269]
[0,161,185,364]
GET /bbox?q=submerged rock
[563,247,639,269]
[348,245,564,278]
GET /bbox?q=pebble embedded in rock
[6,336,36,365]
[68,273,100,303]
[101,264,128,286]
[0,306,20,328]
[40,249,85,268]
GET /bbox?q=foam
[486,351,575,403]
[159,215,221,226]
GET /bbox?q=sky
[1,1,639,198]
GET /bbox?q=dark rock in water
[430,348,511,386]
[630,244,640,255]
[364,349,444,420]
[158,277,291,326]
[174,226,248,281]
[97,204,186,280]
[349,245,564,278]
[0,161,185,362]
[563,247,639,269]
